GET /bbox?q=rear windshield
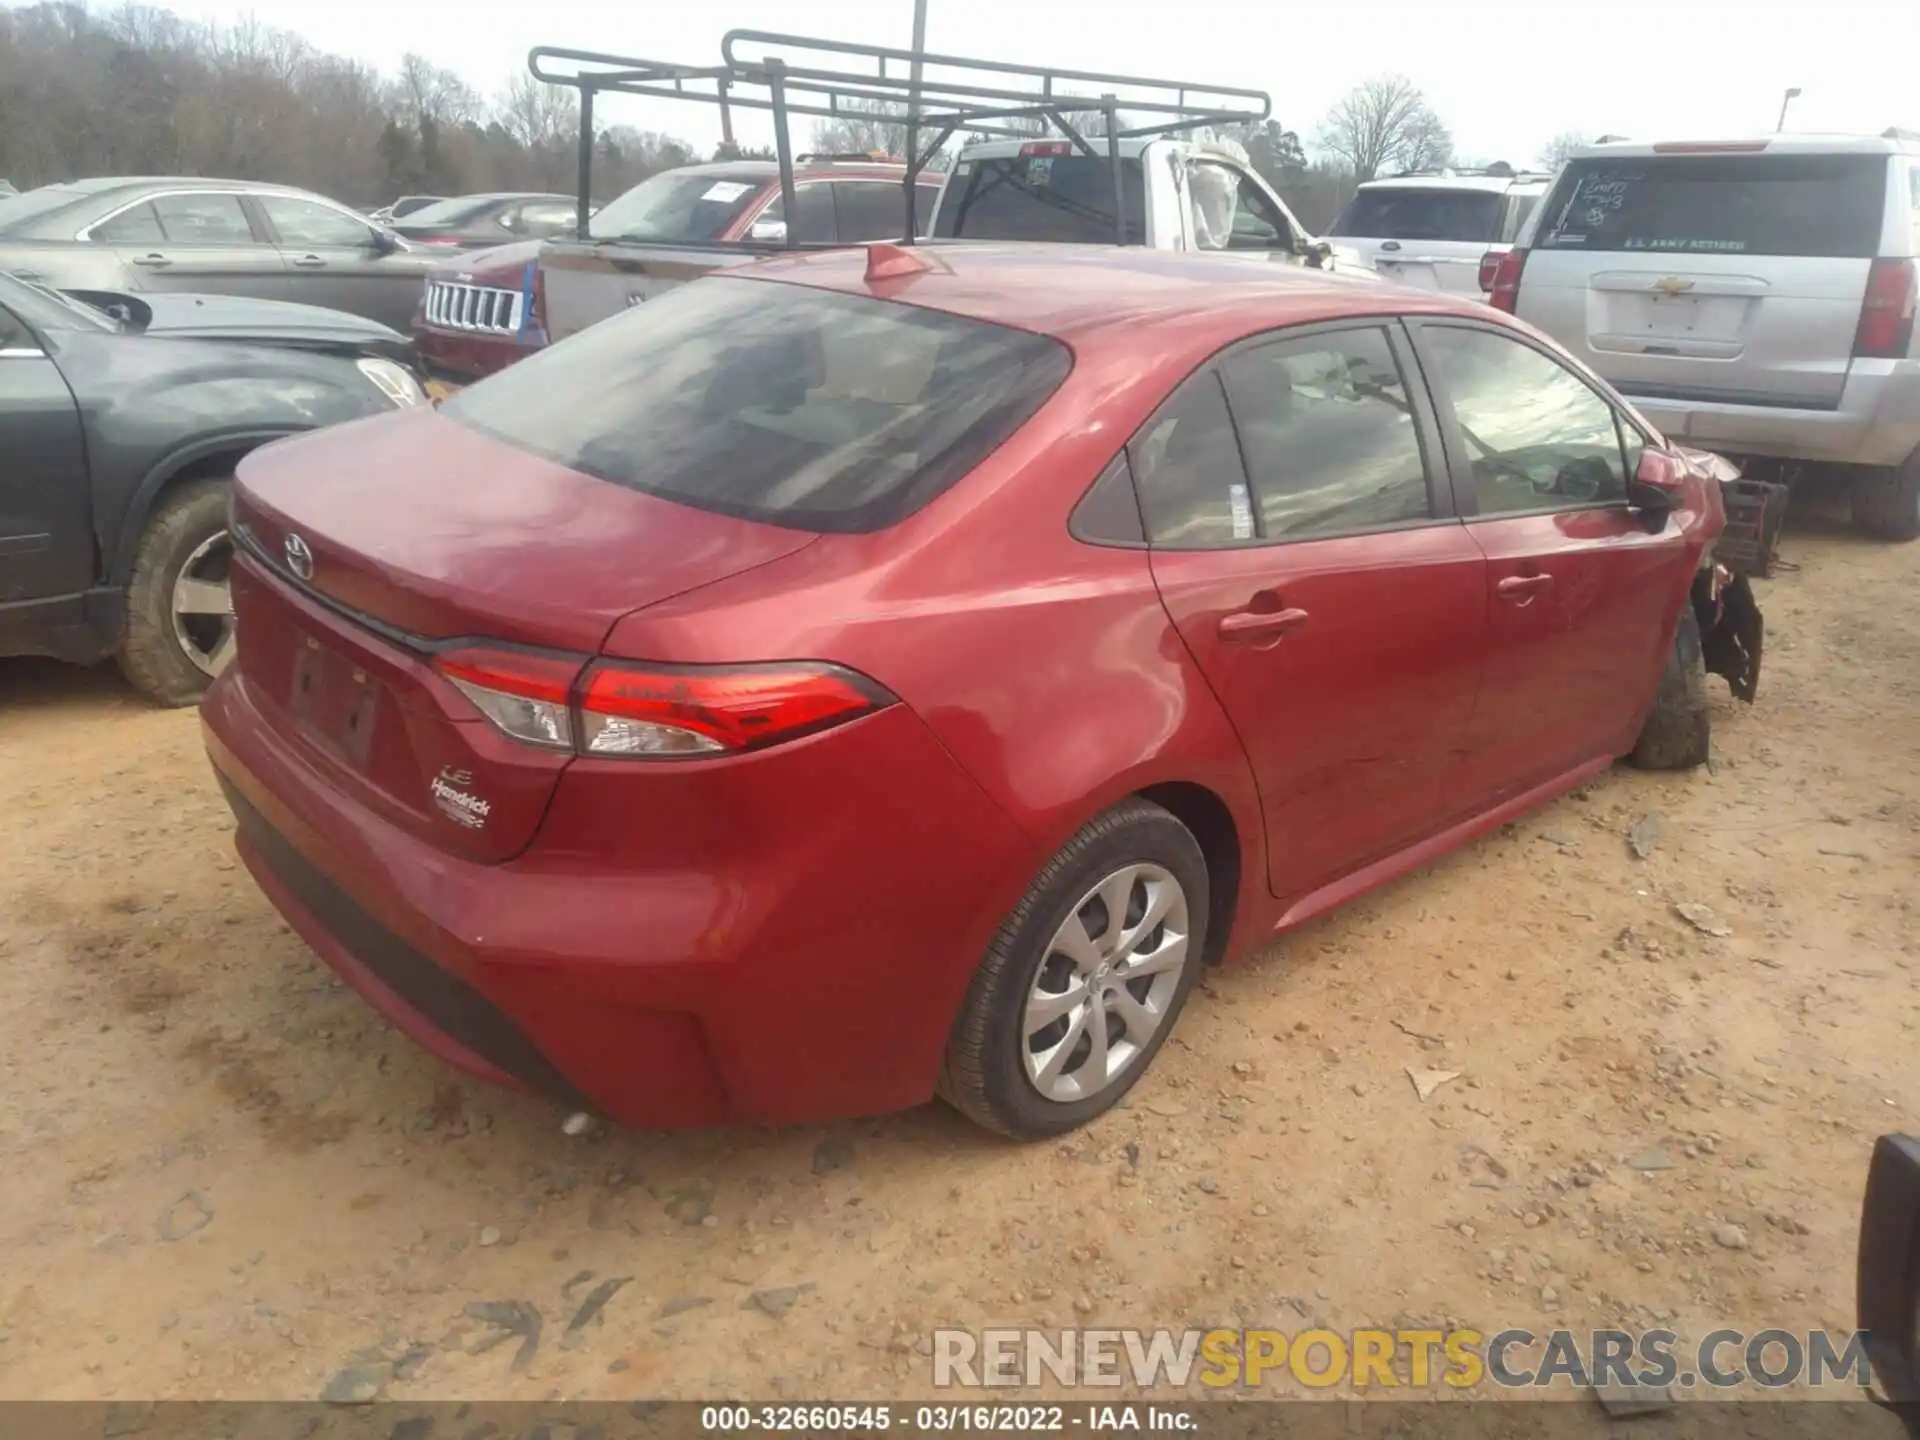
[588,171,767,244]
[443,277,1072,533]
[1329,187,1505,243]
[1536,153,1887,258]
[934,155,1145,244]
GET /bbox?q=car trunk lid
[233,408,816,652]
[228,408,817,862]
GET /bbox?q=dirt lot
[1,517,1915,1409]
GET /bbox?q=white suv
[1487,132,1920,539]
[1325,165,1550,295]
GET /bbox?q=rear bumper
[1626,360,1920,470]
[200,666,1036,1128]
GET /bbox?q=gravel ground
[1,517,1915,1415]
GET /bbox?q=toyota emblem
[284,533,314,582]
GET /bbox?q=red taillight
[577,661,890,758]
[1477,250,1502,293]
[1487,247,1528,312]
[1019,140,1073,158]
[435,645,585,751]
[1854,258,1917,360]
[434,647,893,759]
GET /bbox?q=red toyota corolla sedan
[201,242,1758,1139]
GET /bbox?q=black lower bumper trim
[216,773,592,1112]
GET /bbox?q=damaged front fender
[1695,563,1762,703]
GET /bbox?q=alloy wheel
[1022,862,1192,1103]
[170,530,236,678]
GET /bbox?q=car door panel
[0,319,92,605]
[1130,323,1487,905]
[1462,508,1688,788]
[1410,319,1691,793]
[1153,528,1487,903]
[253,194,431,331]
[105,192,288,302]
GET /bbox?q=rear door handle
[1218,607,1310,642]
[1496,573,1555,604]
[291,255,328,268]
[130,253,172,268]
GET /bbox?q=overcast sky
[153,0,1914,165]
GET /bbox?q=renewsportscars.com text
[932,1327,1872,1392]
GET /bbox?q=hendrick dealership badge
[430,766,491,830]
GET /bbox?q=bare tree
[1314,75,1453,182]
[0,2,706,206]
[810,96,913,159]
[1538,130,1592,170]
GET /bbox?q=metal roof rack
[529,30,1271,247]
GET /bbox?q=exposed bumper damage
[1679,447,1769,705]
[1696,564,1763,703]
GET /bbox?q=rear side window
[151,193,258,244]
[1536,153,1887,258]
[1127,373,1251,547]
[935,155,1145,244]
[444,278,1071,534]
[1329,188,1505,243]
[91,202,166,244]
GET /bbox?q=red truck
[413,154,939,394]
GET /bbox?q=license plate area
[289,632,382,771]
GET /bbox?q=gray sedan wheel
[118,479,236,707]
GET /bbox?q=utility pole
[902,0,928,241]
[1776,87,1801,132]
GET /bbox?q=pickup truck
[929,135,1371,275]
[412,155,941,392]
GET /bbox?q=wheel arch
[108,429,304,587]
[1132,780,1244,968]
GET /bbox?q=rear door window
[935,155,1145,243]
[1220,326,1434,540]
[1536,153,1887,258]
[150,193,259,245]
[443,277,1071,533]
[1329,188,1505,242]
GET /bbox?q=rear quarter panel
[598,327,1276,961]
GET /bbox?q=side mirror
[370,227,403,256]
[1306,239,1335,269]
[1626,448,1686,532]
[1859,1135,1920,1420]
[749,219,787,244]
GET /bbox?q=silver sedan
[0,176,443,332]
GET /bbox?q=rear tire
[1850,457,1920,542]
[117,480,235,708]
[1628,600,1711,771]
[938,799,1209,1140]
